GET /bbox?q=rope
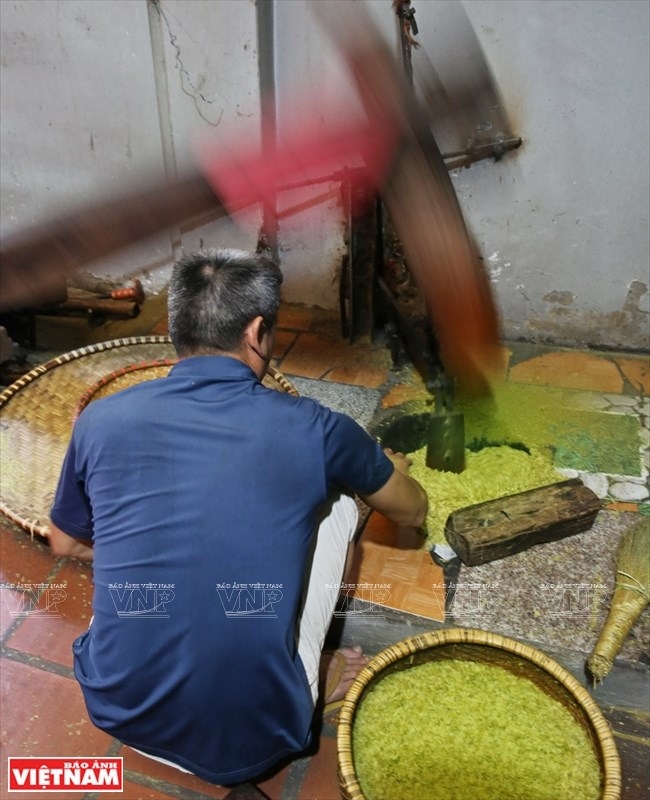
[615,569,650,602]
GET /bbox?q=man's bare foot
[321,646,369,704]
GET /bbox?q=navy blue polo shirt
[51,355,393,785]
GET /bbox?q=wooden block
[444,478,601,566]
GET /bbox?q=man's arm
[49,521,94,562]
[360,448,428,528]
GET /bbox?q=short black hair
[168,249,283,356]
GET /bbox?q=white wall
[0,0,262,296]
[451,0,650,349]
[150,0,262,261]
[1,0,648,349]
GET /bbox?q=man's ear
[243,315,265,353]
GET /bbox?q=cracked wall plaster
[506,280,649,350]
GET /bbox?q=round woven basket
[338,628,621,800]
[0,336,297,538]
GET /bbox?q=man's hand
[383,448,413,476]
[48,521,94,562]
[361,448,428,529]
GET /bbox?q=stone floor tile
[276,305,338,334]
[297,736,340,800]
[0,523,55,587]
[1,587,26,638]
[380,382,430,409]
[1,524,57,638]
[613,356,650,396]
[508,351,624,393]
[6,559,93,669]
[150,316,169,336]
[277,332,347,380]
[279,332,389,387]
[0,659,113,784]
[272,329,298,361]
[97,780,180,800]
[326,361,389,389]
[345,514,445,622]
[118,745,231,799]
[255,759,294,800]
[604,501,640,513]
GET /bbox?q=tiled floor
[1,302,649,799]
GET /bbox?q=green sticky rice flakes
[352,660,601,800]
[408,445,563,545]
[455,382,641,477]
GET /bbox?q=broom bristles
[586,518,649,682]
[615,518,650,597]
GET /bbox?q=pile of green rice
[353,659,602,800]
[408,445,562,545]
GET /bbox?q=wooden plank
[444,478,601,566]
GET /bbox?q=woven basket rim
[0,335,299,407]
[0,335,174,407]
[337,627,621,800]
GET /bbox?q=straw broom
[587,518,650,682]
